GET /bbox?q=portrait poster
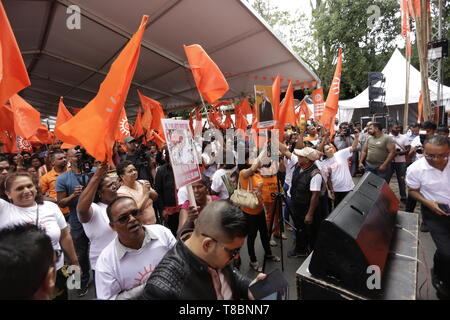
[255,85,275,129]
[161,119,201,190]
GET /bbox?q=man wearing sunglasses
[406,135,450,300]
[95,196,176,300]
[142,200,266,300]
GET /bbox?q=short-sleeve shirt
[0,200,67,270]
[406,157,450,205]
[389,134,411,163]
[95,224,176,300]
[55,170,91,236]
[365,134,394,167]
[80,202,117,270]
[39,168,69,214]
[211,167,237,200]
[319,147,355,192]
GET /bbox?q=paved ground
[69,173,438,300]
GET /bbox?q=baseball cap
[123,136,136,144]
[293,147,322,161]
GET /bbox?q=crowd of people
[0,117,449,300]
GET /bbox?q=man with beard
[95,196,175,300]
[40,150,69,214]
[359,122,396,182]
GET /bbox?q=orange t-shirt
[39,168,69,214]
[238,171,264,215]
[261,175,278,203]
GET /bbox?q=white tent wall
[338,49,450,126]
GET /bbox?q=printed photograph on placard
[161,119,201,190]
[255,85,275,129]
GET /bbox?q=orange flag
[56,16,148,162]
[299,99,311,120]
[9,94,41,139]
[35,124,53,144]
[271,74,280,122]
[276,80,296,141]
[0,104,17,153]
[235,101,249,134]
[115,107,130,144]
[184,44,229,104]
[223,111,233,129]
[0,1,31,107]
[133,108,145,140]
[54,97,73,141]
[137,90,166,141]
[238,97,253,115]
[417,91,423,123]
[321,48,343,136]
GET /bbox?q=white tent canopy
[338,49,450,123]
[5,0,319,120]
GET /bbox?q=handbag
[230,175,260,210]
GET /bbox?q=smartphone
[249,268,289,300]
[438,203,450,215]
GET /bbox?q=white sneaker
[270,240,278,247]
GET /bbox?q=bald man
[141,200,266,300]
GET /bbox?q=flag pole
[403,39,411,129]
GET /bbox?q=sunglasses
[201,233,241,259]
[113,208,141,224]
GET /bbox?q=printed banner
[161,119,201,190]
[312,88,325,120]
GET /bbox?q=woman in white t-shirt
[76,163,118,278]
[0,172,79,300]
[319,131,360,207]
[116,161,158,225]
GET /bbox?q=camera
[74,146,95,175]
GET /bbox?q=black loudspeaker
[309,172,399,298]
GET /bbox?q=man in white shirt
[388,123,411,203]
[95,196,176,300]
[211,151,237,200]
[406,135,450,299]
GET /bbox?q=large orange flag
[54,97,72,141]
[276,80,296,141]
[0,1,31,107]
[9,94,41,139]
[321,48,343,136]
[238,97,253,115]
[56,16,148,162]
[184,44,229,104]
[271,74,280,122]
[0,104,17,153]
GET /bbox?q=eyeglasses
[112,208,141,224]
[201,233,241,259]
[424,153,449,160]
[0,166,10,172]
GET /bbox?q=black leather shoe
[420,222,429,233]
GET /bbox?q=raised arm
[76,162,108,223]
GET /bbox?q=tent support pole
[403,44,411,129]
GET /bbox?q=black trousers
[291,196,329,253]
[71,230,91,287]
[422,206,450,290]
[334,191,350,208]
[244,210,272,263]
